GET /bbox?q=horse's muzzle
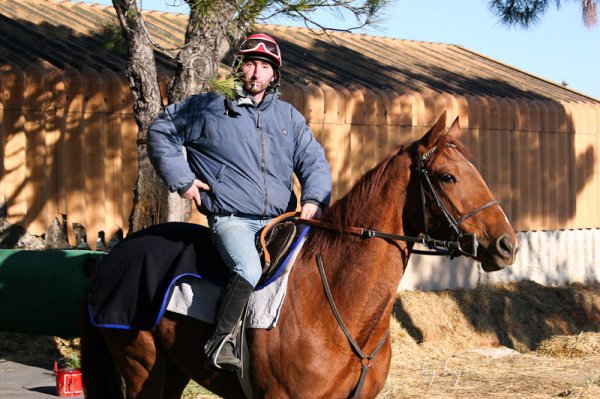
[479,233,519,272]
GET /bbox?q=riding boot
[204,273,254,372]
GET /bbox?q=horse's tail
[80,301,124,399]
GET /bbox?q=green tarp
[0,249,104,338]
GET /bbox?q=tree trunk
[169,1,238,104]
[114,0,239,233]
[113,0,168,232]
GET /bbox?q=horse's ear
[420,111,447,148]
[446,116,462,140]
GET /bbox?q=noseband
[300,144,500,258]
[416,145,499,257]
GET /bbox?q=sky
[86,0,600,100]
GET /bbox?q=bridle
[299,143,500,259]
[297,143,501,398]
[415,144,499,258]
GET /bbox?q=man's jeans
[208,215,273,287]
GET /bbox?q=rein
[282,144,500,397]
[298,217,464,255]
[316,254,389,399]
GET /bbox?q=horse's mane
[301,133,472,259]
[302,144,407,258]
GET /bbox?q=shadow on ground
[392,281,600,352]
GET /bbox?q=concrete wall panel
[319,83,348,200]
[62,66,86,245]
[23,64,47,235]
[43,65,67,222]
[0,65,27,228]
[102,69,125,243]
[2,64,600,250]
[401,228,600,291]
[573,132,599,227]
[81,66,107,248]
[303,82,324,124]
[463,95,483,161]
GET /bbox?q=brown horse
[80,113,518,399]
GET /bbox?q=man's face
[240,59,275,97]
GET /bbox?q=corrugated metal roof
[0,0,597,104]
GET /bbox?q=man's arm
[291,109,332,217]
[147,99,206,195]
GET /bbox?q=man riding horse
[147,33,332,371]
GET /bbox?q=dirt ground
[2,281,599,398]
[374,281,600,398]
[378,325,600,398]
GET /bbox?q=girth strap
[316,254,389,399]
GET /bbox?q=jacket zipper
[257,110,268,214]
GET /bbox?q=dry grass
[2,281,599,398]
[391,281,600,354]
[379,314,600,398]
[536,332,600,358]
[377,281,600,398]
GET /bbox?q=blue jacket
[147,91,331,217]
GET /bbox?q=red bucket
[54,361,83,397]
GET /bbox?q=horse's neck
[320,210,410,318]
[294,155,412,343]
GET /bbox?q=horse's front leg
[102,329,168,398]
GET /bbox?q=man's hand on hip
[182,179,211,206]
[300,203,322,220]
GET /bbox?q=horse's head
[410,112,518,271]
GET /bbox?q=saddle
[257,212,299,284]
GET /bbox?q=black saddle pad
[88,222,228,330]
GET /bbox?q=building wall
[0,64,138,248]
[2,64,600,256]
[401,229,600,290]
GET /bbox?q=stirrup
[206,333,240,371]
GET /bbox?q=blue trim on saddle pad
[89,273,223,330]
[89,225,311,331]
[255,225,310,290]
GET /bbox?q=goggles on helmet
[237,34,282,67]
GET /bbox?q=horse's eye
[440,173,456,183]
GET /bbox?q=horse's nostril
[496,235,513,258]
